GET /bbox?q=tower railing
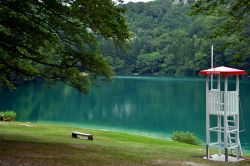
[208,90,238,116]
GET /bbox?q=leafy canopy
[100,0,249,76]
[0,0,130,93]
[190,0,250,70]
[191,0,249,38]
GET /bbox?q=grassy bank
[0,122,249,166]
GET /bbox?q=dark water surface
[0,76,249,151]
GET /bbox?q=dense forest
[100,0,250,76]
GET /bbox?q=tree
[98,0,249,76]
[136,52,164,75]
[0,0,130,93]
[191,0,249,38]
[191,0,250,71]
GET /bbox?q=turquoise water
[0,76,249,151]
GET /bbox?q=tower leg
[224,77,228,162]
[218,115,221,156]
[206,145,209,159]
[225,148,228,162]
[237,146,240,160]
[205,76,210,159]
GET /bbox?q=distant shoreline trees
[100,0,249,76]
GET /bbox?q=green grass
[0,122,249,165]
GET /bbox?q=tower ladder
[227,115,243,157]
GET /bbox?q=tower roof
[200,66,247,75]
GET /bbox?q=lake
[0,76,249,151]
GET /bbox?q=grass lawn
[0,122,249,166]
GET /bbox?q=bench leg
[72,133,77,138]
[88,135,93,140]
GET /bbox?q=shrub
[0,110,16,122]
[171,131,200,145]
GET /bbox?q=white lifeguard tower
[200,66,246,162]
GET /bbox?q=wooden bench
[72,131,93,140]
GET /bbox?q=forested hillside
[100,0,250,76]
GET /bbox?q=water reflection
[0,77,249,151]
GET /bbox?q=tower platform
[203,154,244,162]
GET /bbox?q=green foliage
[100,0,249,76]
[190,0,249,37]
[190,0,250,73]
[0,0,130,93]
[136,52,164,74]
[0,110,16,121]
[171,131,200,145]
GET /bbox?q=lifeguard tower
[200,66,246,162]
